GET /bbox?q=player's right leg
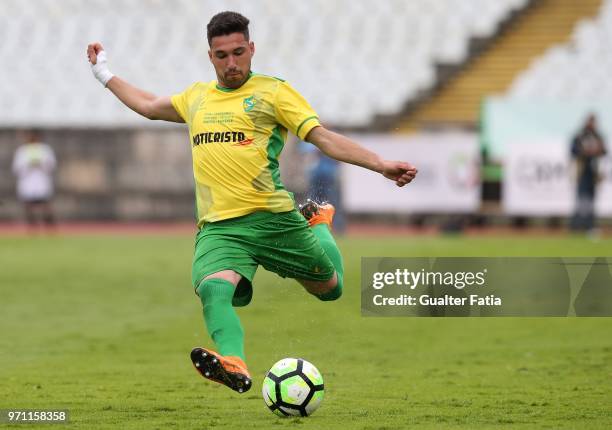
[253,206,343,301]
[298,200,344,301]
[298,272,339,297]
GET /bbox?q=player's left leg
[192,270,252,393]
[196,271,245,360]
[191,222,259,393]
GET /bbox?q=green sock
[312,224,344,301]
[197,278,245,360]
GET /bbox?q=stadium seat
[0,0,525,128]
[508,0,612,101]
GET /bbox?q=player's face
[208,33,254,89]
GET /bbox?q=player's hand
[87,42,104,65]
[87,42,114,87]
[381,160,418,187]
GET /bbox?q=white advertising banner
[503,140,612,216]
[342,133,480,213]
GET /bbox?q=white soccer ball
[262,357,324,417]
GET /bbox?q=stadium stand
[508,0,612,100]
[396,0,602,130]
[0,0,528,129]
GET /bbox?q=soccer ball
[262,358,324,417]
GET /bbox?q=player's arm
[87,42,183,123]
[305,126,418,187]
[107,78,182,122]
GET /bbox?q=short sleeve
[274,81,320,140]
[171,82,200,123]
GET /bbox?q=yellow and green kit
[173,72,343,363]
[172,72,337,290]
[172,72,320,225]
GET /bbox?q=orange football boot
[299,199,335,228]
[190,347,252,393]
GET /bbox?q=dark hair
[207,11,250,46]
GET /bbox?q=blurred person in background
[11,130,57,230]
[300,140,346,233]
[570,114,607,233]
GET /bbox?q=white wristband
[91,50,115,87]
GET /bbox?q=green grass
[1,234,611,429]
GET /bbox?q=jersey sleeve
[274,81,321,140]
[171,82,200,123]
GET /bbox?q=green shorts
[192,209,335,301]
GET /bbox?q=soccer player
[87,11,417,393]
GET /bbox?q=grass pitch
[1,234,611,429]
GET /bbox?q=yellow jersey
[171,73,320,226]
